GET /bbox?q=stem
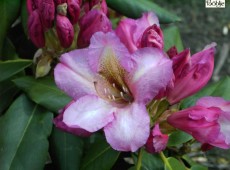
[159,152,173,170]
[136,148,144,170]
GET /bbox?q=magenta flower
[116,12,160,53]
[168,96,230,149]
[54,32,173,151]
[145,124,169,153]
[166,43,215,104]
[77,9,112,48]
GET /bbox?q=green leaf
[1,38,19,60]
[20,0,28,35]
[0,59,32,82]
[0,0,21,56]
[0,94,53,170]
[13,76,71,113]
[80,138,120,170]
[163,26,184,52]
[167,131,193,147]
[106,0,181,24]
[0,80,19,115]
[49,127,84,170]
[141,151,164,170]
[181,76,230,109]
[190,165,208,170]
[165,157,186,170]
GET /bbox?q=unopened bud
[27,0,40,15]
[28,10,45,48]
[67,0,81,24]
[140,24,164,50]
[57,3,68,16]
[39,0,55,29]
[56,14,74,48]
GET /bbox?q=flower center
[94,49,134,106]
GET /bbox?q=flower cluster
[51,1,230,153]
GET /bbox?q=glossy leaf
[163,26,184,52]
[80,138,120,170]
[0,80,19,115]
[0,95,53,170]
[167,131,193,147]
[0,59,32,82]
[106,0,181,24]
[165,157,186,170]
[13,76,71,113]
[191,165,208,170]
[0,0,21,55]
[49,127,84,170]
[181,76,230,109]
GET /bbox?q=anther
[112,83,116,88]
[122,86,128,93]
[108,95,112,100]
[104,88,107,94]
[120,91,124,98]
[112,95,116,100]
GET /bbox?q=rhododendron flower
[145,124,169,153]
[157,43,215,104]
[168,96,230,149]
[54,32,173,151]
[116,12,162,53]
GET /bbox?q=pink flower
[54,32,173,151]
[145,124,169,153]
[166,43,215,104]
[56,14,74,48]
[168,96,230,149]
[28,9,45,48]
[77,9,112,48]
[54,101,91,137]
[140,24,164,50]
[116,12,160,53]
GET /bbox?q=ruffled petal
[63,95,115,132]
[104,103,150,152]
[88,31,132,72]
[54,49,96,99]
[129,47,173,104]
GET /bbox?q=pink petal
[218,112,230,145]
[129,47,173,104]
[88,32,133,72]
[54,49,96,100]
[116,12,159,53]
[104,103,150,152]
[53,101,91,137]
[63,95,115,132]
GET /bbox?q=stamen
[112,83,116,88]
[120,91,124,98]
[122,86,128,93]
[104,88,107,94]
[112,95,116,100]
[108,95,112,100]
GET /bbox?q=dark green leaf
[0,80,19,115]
[49,127,84,170]
[20,0,28,35]
[0,0,21,56]
[106,0,181,24]
[1,38,19,60]
[190,164,208,170]
[165,157,186,170]
[181,76,230,109]
[163,26,184,52]
[0,59,32,82]
[13,76,71,112]
[81,138,120,170]
[0,95,53,170]
[167,131,193,147]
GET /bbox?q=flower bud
[90,0,108,14]
[167,46,178,58]
[28,10,45,48]
[77,9,112,48]
[27,0,40,15]
[38,0,55,29]
[67,0,81,24]
[168,96,230,149]
[145,124,169,153]
[56,14,74,48]
[140,24,164,50]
